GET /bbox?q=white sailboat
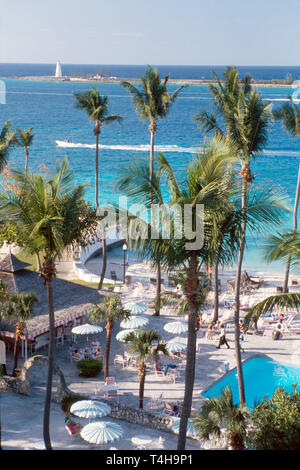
[55,61,62,78]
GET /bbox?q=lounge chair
[163,401,175,416]
[114,354,127,368]
[167,369,180,383]
[146,393,164,410]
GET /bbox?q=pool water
[203,357,300,408]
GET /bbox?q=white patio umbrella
[70,400,111,420]
[166,340,187,353]
[72,323,103,344]
[164,321,188,335]
[81,421,124,448]
[120,316,149,329]
[123,301,147,315]
[116,329,138,342]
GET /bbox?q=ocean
[1,64,300,273]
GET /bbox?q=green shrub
[248,385,300,450]
[61,394,86,413]
[76,358,103,377]
[0,364,3,377]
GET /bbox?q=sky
[1,0,300,65]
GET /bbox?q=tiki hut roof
[0,253,31,273]
[0,271,17,294]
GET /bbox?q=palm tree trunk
[149,121,156,185]
[43,277,55,450]
[104,320,113,380]
[95,128,99,209]
[233,173,247,405]
[154,263,161,316]
[12,331,20,376]
[98,237,107,290]
[177,255,199,450]
[35,252,41,272]
[138,363,146,409]
[25,148,29,174]
[213,253,220,323]
[283,164,300,293]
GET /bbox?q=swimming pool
[203,356,300,408]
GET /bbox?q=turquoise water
[1,76,300,271]
[203,357,300,408]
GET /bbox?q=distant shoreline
[3,76,295,88]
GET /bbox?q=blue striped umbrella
[81,421,124,446]
[70,400,110,420]
[123,301,147,315]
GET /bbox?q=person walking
[216,323,230,349]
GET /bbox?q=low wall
[73,228,125,284]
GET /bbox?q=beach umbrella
[116,329,138,342]
[120,316,149,329]
[72,323,103,344]
[166,340,187,353]
[80,421,124,448]
[164,321,188,337]
[123,301,147,315]
[70,400,111,420]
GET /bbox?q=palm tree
[115,136,287,449]
[0,291,37,376]
[245,231,300,328]
[1,157,98,450]
[194,67,274,404]
[0,120,15,173]
[116,137,239,448]
[124,328,168,409]
[193,386,249,450]
[121,66,187,312]
[16,127,34,174]
[89,295,130,380]
[273,96,300,292]
[74,86,122,289]
[74,86,122,208]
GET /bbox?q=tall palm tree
[121,66,187,312]
[16,126,34,174]
[89,295,130,380]
[116,136,240,449]
[74,86,122,289]
[121,65,186,184]
[124,328,168,409]
[0,291,37,375]
[273,96,300,292]
[193,386,249,450]
[194,67,274,404]
[1,157,98,450]
[74,86,122,208]
[115,136,287,449]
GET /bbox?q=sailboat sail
[55,61,62,78]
